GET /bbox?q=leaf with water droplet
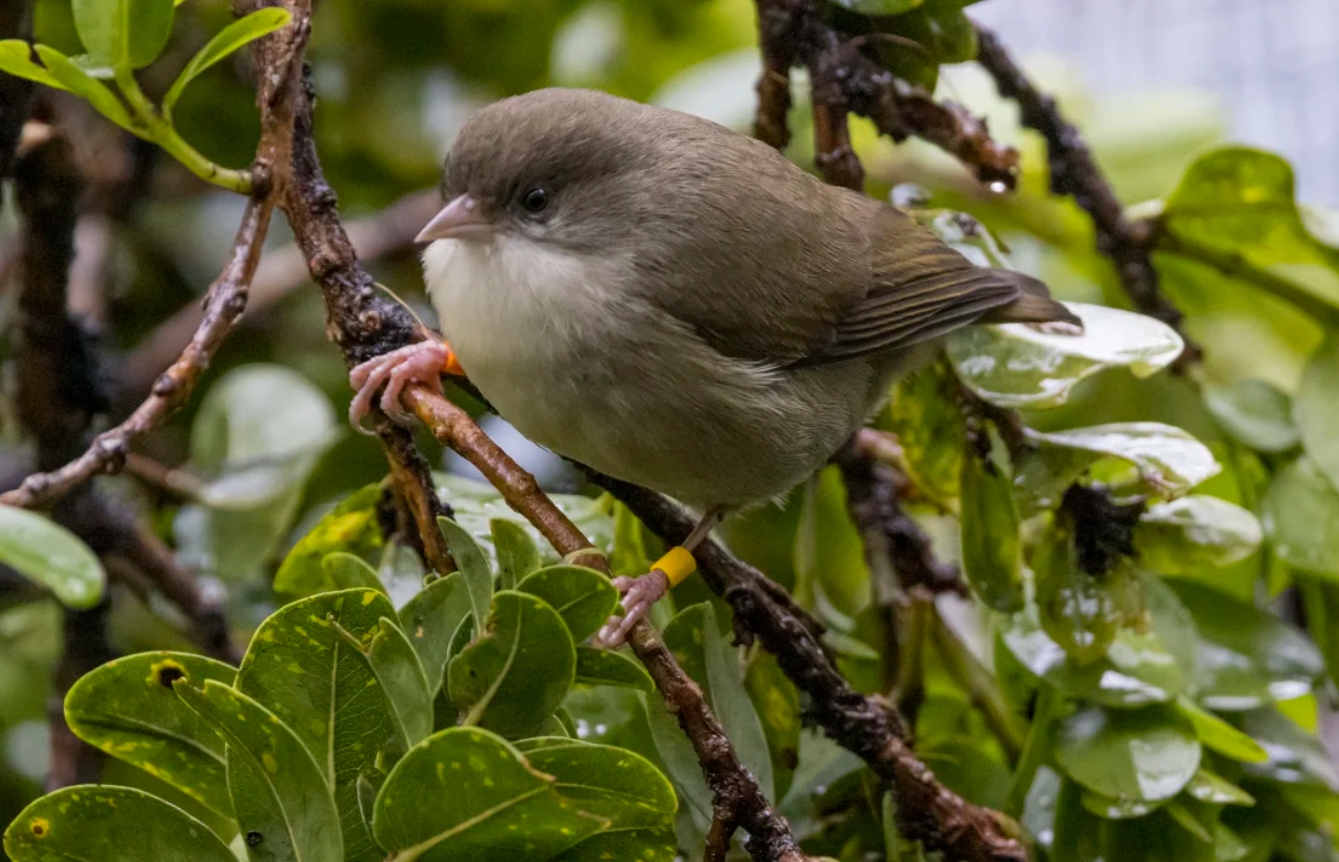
[1135,496,1262,574]
[1262,456,1339,581]
[1204,378,1299,453]
[947,302,1183,409]
[1053,703,1201,802]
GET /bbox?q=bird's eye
[521,187,549,214]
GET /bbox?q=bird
[349,87,1079,647]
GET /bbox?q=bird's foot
[596,569,671,649]
[349,340,461,431]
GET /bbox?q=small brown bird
[350,88,1078,645]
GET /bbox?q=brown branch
[972,23,1198,364]
[754,0,1018,189]
[589,475,1028,862]
[120,188,440,402]
[0,18,307,509]
[47,603,112,790]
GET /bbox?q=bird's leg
[597,505,729,648]
[348,340,464,431]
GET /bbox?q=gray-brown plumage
[350,88,1077,643]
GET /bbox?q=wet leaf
[176,680,342,862]
[1236,706,1339,790]
[1080,788,1165,819]
[1298,334,1339,493]
[1170,581,1324,710]
[435,474,614,569]
[1018,423,1220,507]
[1135,496,1263,574]
[517,565,619,643]
[947,302,1183,409]
[886,359,966,507]
[959,444,1023,612]
[1263,457,1339,581]
[491,518,540,590]
[0,505,104,608]
[447,591,576,738]
[574,647,653,692]
[1032,517,1142,663]
[1053,703,1201,802]
[273,484,384,598]
[1001,592,1185,708]
[1184,769,1255,806]
[1176,697,1268,763]
[3,785,235,862]
[372,727,605,861]
[1203,378,1299,453]
[64,652,236,816]
[235,589,406,861]
[398,574,473,696]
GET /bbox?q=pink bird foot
[348,340,462,431]
[596,570,670,649]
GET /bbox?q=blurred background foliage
[3,0,1339,860]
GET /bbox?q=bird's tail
[977,270,1084,332]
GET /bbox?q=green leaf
[1001,599,1185,708]
[1018,423,1220,505]
[0,40,66,90]
[72,0,175,70]
[573,646,653,692]
[235,589,407,862]
[745,651,802,802]
[435,474,614,570]
[3,785,235,862]
[398,574,473,696]
[793,466,869,614]
[372,727,605,862]
[1033,517,1141,663]
[1160,147,1339,320]
[1297,334,1339,492]
[176,680,342,862]
[1176,696,1268,763]
[885,357,966,508]
[657,604,774,800]
[828,0,923,14]
[1080,788,1165,819]
[1236,706,1339,790]
[1170,580,1324,710]
[1134,496,1262,574]
[1262,456,1339,580]
[517,565,618,642]
[514,737,676,828]
[0,505,104,608]
[1203,378,1300,453]
[491,518,540,590]
[437,517,493,631]
[1052,704,1201,803]
[64,652,236,816]
[163,8,290,111]
[608,502,652,578]
[548,829,678,862]
[959,443,1023,612]
[946,302,1183,409]
[336,617,433,749]
[1184,769,1255,806]
[180,365,338,582]
[448,590,576,738]
[324,551,389,595]
[274,484,384,598]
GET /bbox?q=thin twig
[972,23,1198,365]
[0,19,309,509]
[754,0,1018,189]
[591,475,1029,862]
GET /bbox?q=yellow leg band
[652,546,697,587]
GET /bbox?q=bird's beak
[415,195,493,243]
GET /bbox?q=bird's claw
[596,569,670,648]
[348,341,451,433]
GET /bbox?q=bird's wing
[795,206,1076,366]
